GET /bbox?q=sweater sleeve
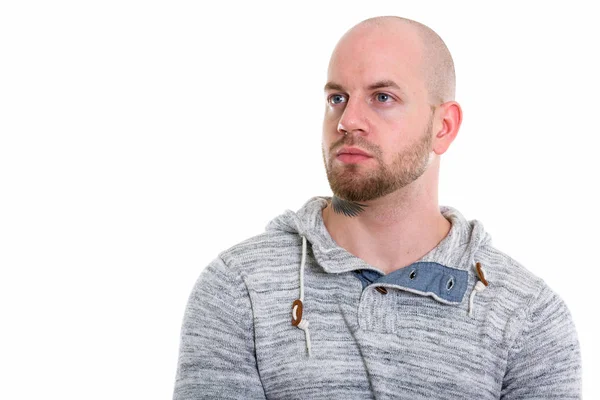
[173,257,267,400]
[501,281,581,399]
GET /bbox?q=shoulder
[478,244,543,303]
[208,230,302,284]
[476,243,575,340]
[190,229,300,305]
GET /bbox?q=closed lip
[336,147,372,157]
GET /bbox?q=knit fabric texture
[174,196,581,399]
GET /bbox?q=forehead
[327,24,425,92]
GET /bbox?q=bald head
[333,16,456,104]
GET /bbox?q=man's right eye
[328,94,347,105]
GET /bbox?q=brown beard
[323,113,434,208]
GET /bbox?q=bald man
[174,16,581,399]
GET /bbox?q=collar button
[375,286,388,295]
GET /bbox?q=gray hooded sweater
[174,196,581,399]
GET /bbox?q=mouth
[336,147,373,163]
[336,147,372,157]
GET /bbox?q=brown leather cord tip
[291,299,303,326]
[476,262,489,286]
[375,286,388,295]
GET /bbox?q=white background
[1,1,598,398]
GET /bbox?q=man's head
[321,16,462,203]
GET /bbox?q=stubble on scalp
[352,16,456,105]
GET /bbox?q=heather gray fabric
[174,196,581,399]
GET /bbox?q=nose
[337,98,368,136]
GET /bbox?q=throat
[331,195,368,217]
[323,201,452,274]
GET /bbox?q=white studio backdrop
[1,1,598,399]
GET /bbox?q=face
[322,24,436,202]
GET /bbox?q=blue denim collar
[353,261,469,304]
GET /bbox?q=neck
[322,175,450,274]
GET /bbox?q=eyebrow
[324,80,406,95]
[367,80,402,91]
[324,82,345,91]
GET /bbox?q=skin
[321,17,462,274]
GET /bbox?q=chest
[251,271,510,399]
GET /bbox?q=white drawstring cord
[468,262,489,318]
[468,281,486,317]
[298,320,311,357]
[293,235,312,357]
[299,235,307,301]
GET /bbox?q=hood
[266,196,492,274]
[266,196,493,357]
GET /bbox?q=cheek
[321,136,335,158]
[321,142,335,165]
[323,107,340,126]
[322,110,340,139]
[375,104,408,123]
[379,107,422,137]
